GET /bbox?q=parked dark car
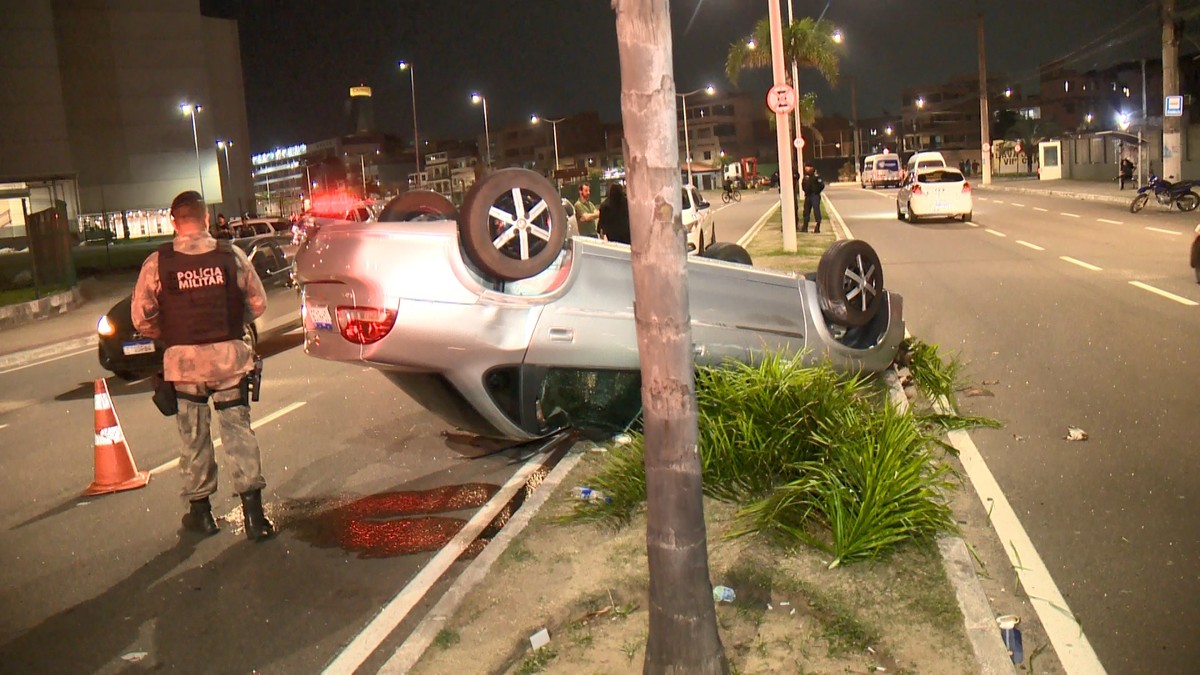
[96,235,300,380]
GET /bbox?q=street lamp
[530,114,566,181]
[916,97,925,109]
[831,28,844,43]
[397,60,422,186]
[678,84,715,187]
[180,102,205,201]
[470,92,491,169]
[215,139,232,205]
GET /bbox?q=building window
[703,151,712,160]
[714,123,736,137]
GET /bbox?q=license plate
[122,340,155,356]
[307,304,334,331]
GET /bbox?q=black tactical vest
[156,240,243,347]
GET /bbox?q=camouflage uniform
[132,231,269,502]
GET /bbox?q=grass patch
[903,338,963,404]
[0,284,71,304]
[742,210,835,275]
[566,354,996,567]
[433,628,460,649]
[514,646,557,674]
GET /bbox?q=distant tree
[613,1,729,673]
[1005,117,1063,173]
[725,16,840,90]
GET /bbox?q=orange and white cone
[84,378,150,496]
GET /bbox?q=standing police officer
[132,191,275,541]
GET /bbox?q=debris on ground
[529,628,550,650]
[1064,427,1088,441]
[712,585,736,603]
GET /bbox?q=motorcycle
[1130,173,1200,213]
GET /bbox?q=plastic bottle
[570,486,611,504]
[712,585,736,603]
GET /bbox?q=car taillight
[962,182,972,193]
[97,315,116,337]
[911,185,923,195]
[336,306,396,344]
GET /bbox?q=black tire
[700,242,753,265]
[733,190,742,202]
[721,191,732,204]
[1195,266,1200,284]
[1176,191,1200,212]
[895,203,904,221]
[379,190,458,222]
[961,211,972,222]
[113,370,141,382]
[697,228,705,254]
[1130,193,1149,213]
[459,169,568,281]
[817,239,884,328]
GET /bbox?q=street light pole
[216,139,233,206]
[397,61,422,185]
[677,85,714,188]
[768,1,798,251]
[530,114,565,183]
[180,103,205,201]
[471,93,491,169]
[360,154,368,195]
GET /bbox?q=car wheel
[1195,265,1200,284]
[961,211,972,222]
[700,242,753,265]
[697,228,705,254]
[817,239,884,328]
[380,189,458,222]
[459,169,568,281]
[895,203,904,221]
[1130,193,1149,213]
[113,370,140,382]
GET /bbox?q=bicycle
[721,188,742,204]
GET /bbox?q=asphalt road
[0,200,774,673]
[829,184,1200,675]
[0,329,558,673]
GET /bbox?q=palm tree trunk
[612,1,729,673]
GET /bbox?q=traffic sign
[982,142,990,153]
[1166,95,1184,117]
[766,84,797,114]
[793,137,805,149]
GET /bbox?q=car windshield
[918,170,965,183]
[879,159,899,170]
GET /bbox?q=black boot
[240,489,275,542]
[181,497,220,536]
[813,223,821,233]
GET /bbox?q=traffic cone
[84,378,150,496]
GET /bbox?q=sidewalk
[978,175,1137,206]
[0,272,138,370]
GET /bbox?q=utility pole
[1141,58,1149,186]
[1162,0,1181,180]
[977,12,992,185]
[787,0,805,181]
[769,0,798,251]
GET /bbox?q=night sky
[228,0,1170,153]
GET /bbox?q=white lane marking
[0,423,8,431]
[1097,218,1124,225]
[1060,256,1102,271]
[967,222,980,227]
[823,194,855,239]
[985,229,1007,238]
[1033,207,1049,212]
[0,347,94,376]
[1010,202,1025,207]
[991,199,1005,204]
[324,442,561,675]
[1145,226,1181,236]
[148,401,307,476]
[944,421,1106,673]
[1060,212,1081,218]
[1129,281,1199,306]
[1016,240,1045,251]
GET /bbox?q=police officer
[132,191,275,541]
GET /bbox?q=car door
[248,242,301,336]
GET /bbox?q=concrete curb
[0,286,84,330]
[979,183,1131,206]
[882,368,1017,675]
[380,443,591,673]
[0,334,97,371]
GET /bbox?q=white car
[683,184,714,253]
[896,167,973,222]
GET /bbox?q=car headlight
[97,315,117,337]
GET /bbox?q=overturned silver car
[293,169,904,441]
